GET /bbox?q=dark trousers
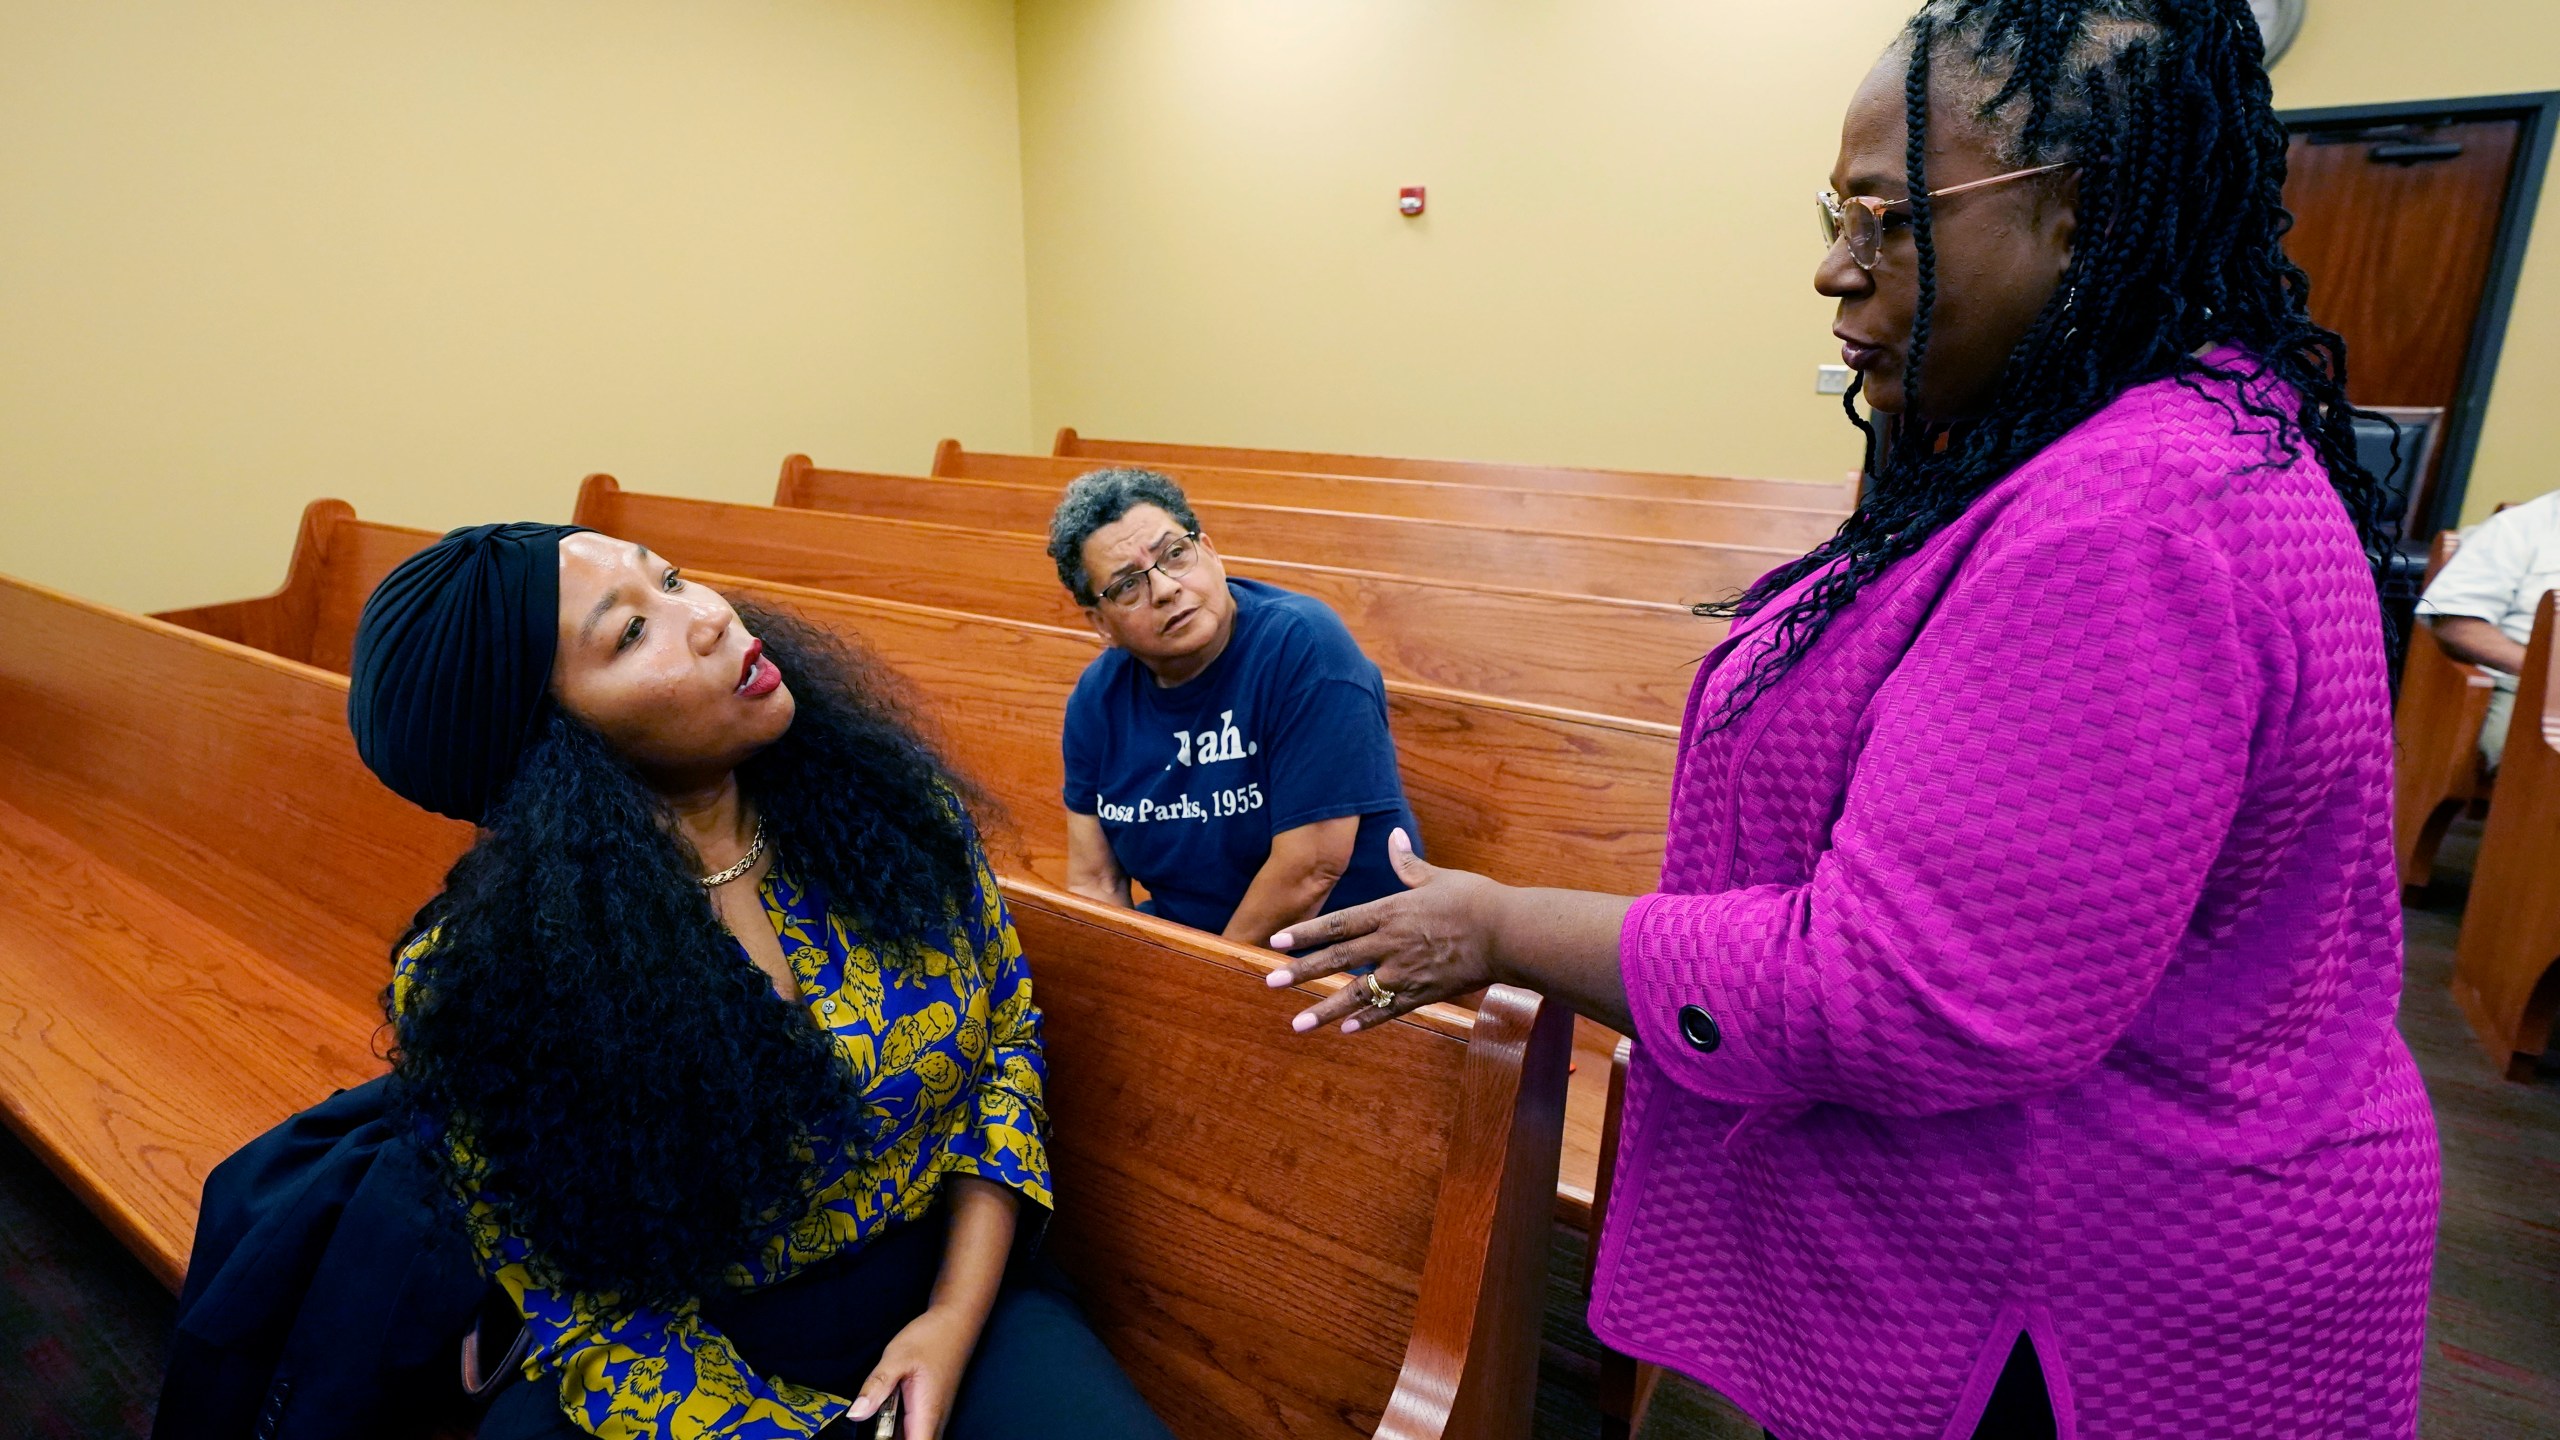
[1765,1336,2054,1440]
[477,1209,1171,1440]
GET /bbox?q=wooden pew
[5,571,1571,1440]
[1053,427,1858,513]
[168,501,1676,900]
[2450,592,2560,1083]
[0,580,469,1287]
[2393,530,2499,888]
[575,477,1713,726]
[932,442,1847,553]
[174,501,1649,1224]
[775,457,1793,609]
[1017,893,1570,1440]
[157,499,454,676]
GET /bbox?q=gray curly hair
[1045,468,1205,605]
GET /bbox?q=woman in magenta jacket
[1268,3,2440,1436]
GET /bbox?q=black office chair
[2353,408,2444,539]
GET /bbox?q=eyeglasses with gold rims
[1094,531,1206,609]
[1817,162,2074,270]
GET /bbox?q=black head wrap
[348,522,589,823]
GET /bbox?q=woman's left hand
[1267,828,1510,1033]
[848,1303,978,1439]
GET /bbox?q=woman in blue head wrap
[349,525,1167,1440]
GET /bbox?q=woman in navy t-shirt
[1048,468,1422,945]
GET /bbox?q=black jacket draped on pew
[154,1076,492,1440]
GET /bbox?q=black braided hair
[1701,0,2397,729]
[1903,15,1943,421]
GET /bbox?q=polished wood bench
[933,442,1845,553]
[2451,591,2560,1083]
[0,576,468,1287]
[10,569,1571,1440]
[168,502,1677,901]
[578,477,1713,726]
[2392,530,2498,888]
[1052,427,1858,512]
[775,456,1793,609]
[173,502,1649,1225]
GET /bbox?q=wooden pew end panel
[151,497,355,664]
[1377,985,1571,1440]
[775,453,816,509]
[573,472,624,531]
[2454,962,2560,1084]
[2451,592,2560,1081]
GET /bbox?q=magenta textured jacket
[1587,357,2440,1439]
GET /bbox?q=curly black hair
[1700,0,2397,728]
[382,600,985,1309]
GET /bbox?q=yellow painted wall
[0,0,1035,613]
[1014,0,2558,521]
[1015,0,1916,490]
[9,0,2549,616]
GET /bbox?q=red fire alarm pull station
[1399,186,1426,216]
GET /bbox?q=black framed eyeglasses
[1093,532,1205,609]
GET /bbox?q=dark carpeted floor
[3,821,2552,1437]
[0,1131,171,1439]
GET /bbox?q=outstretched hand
[1266,828,1509,1034]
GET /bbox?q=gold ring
[1362,973,1398,1011]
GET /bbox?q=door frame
[2278,91,2558,538]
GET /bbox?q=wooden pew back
[1052,427,1857,512]
[2393,530,2499,886]
[196,502,1675,896]
[3,579,468,1004]
[934,443,1846,553]
[168,501,1641,1221]
[775,458,1789,609]
[1013,887,1567,1440]
[585,498,1676,896]
[2451,591,2560,1081]
[10,571,1568,1440]
[579,477,1708,726]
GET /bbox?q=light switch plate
[1816,365,1853,396]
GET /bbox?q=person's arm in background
[1060,673,1134,909]
[1232,606,1415,950]
[1065,812,1134,909]
[1221,815,1358,948]
[2430,615,2528,676]
[2418,504,2535,675]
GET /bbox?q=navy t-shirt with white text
[1062,578,1421,935]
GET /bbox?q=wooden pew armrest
[1374,985,1573,1440]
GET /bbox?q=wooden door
[2281,118,2524,531]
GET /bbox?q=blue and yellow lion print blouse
[392,841,1051,1440]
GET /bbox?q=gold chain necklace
[699,817,768,888]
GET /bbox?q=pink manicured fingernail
[1340,1017,1361,1033]
[1291,1012,1317,1033]
[1269,932,1293,949]
[1267,969,1293,987]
